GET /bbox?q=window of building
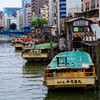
[93,0,95,8]
[97,0,99,7]
[91,0,95,8]
[91,0,93,9]
[74,27,84,32]
[73,21,88,26]
[81,4,83,11]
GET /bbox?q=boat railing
[44,72,96,79]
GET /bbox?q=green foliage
[9,23,17,30]
[31,18,48,27]
[31,20,37,26]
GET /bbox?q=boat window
[27,49,30,52]
[57,56,67,67]
[42,49,48,53]
[71,69,83,72]
[32,49,34,52]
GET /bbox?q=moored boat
[22,43,58,61]
[12,37,24,50]
[44,50,97,89]
[12,37,33,50]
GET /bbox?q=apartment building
[81,0,99,24]
[25,4,31,26]
[3,13,17,29]
[49,0,81,33]
[0,12,3,26]
[16,9,23,30]
[40,5,49,21]
[31,0,49,15]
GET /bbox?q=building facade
[49,0,81,33]
[16,9,23,30]
[25,4,31,26]
[31,13,41,21]
[3,8,22,16]
[40,4,49,21]
[0,11,3,26]
[81,0,99,24]
[22,0,31,27]
[3,13,17,29]
[59,0,67,19]
[66,0,81,17]
[31,0,49,15]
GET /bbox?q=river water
[0,43,100,100]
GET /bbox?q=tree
[31,20,37,26]
[9,23,17,30]
[31,18,48,27]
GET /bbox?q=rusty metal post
[48,26,53,59]
[96,39,100,90]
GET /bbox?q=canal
[0,42,100,100]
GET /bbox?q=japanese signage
[57,79,82,84]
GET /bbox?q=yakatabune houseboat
[22,43,58,61]
[12,37,24,50]
[12,37,33,50]
[44,50,97,89]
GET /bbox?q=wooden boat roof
[48,50,93,69]
[27,43,58,49]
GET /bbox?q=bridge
[0,30,27,36]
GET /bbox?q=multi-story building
[3,8,22,16]
[59,0,67,19]
[31,13,41,21]
[16,9,23,30]
[24,4,31,26]
[66,0,81,17]
[81,0,99,24]
[50,0,59,30]
[3,13,9,29]
[0,11,3,26]
[31,0,49,15]
[22,0,31,27]
[50,0,81,33]
[40,4,49,21]
[3,13,17,29]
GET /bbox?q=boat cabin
[44,50,97,89]
[22,43,58,61]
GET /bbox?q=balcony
[59,2,66,5]
[60,10,66,12]
[61,6,66,8]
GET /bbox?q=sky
[0,0,22,11]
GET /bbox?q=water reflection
[22,61,49,74]
[15,49,22,53]
[22,62,49,100]
[1,42,100,100]
[44,89,100,100]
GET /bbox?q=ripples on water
[0,43,100,100]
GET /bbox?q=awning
[73,33,94,38]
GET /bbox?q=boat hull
[44,77,96,89]
[22,53,49,61]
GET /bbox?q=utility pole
[96,39,100,90]
[48,26,53,59]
